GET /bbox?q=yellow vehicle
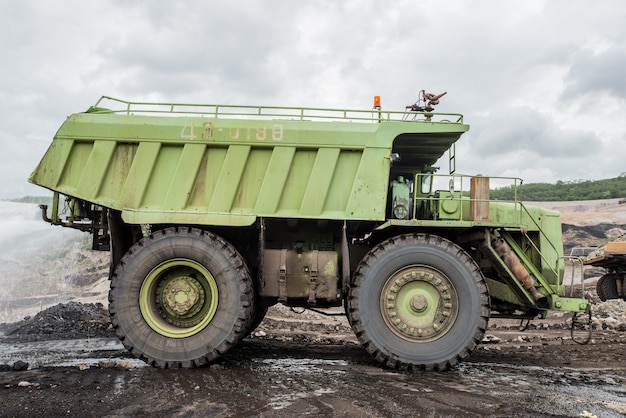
[585,242,626,301]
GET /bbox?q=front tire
[109,227,254,368]
[347,233,490,371]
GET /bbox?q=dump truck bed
[584,241,626,269]
[29,97,468,226]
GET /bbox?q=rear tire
[109,227,254,368]
[596,273,619,301]
[347,233,490,371]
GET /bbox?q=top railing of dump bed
[89,96,464,124]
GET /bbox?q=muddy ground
[1,297,625,418]
[0,199,625,417]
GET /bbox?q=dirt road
[1,302,625,418]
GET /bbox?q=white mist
[0,201,109,323]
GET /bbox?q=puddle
[0,337,146,369]
[251,357,346,410]
[453,362,626,417]
[1,337,624,417]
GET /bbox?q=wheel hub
[157,273,207,327]
[140,258,219,338]
[162,277,203,316]
[410,295,428,313]
[381,266,459,342]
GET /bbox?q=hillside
[492,175,626,201]
[531,199,626,264]
[532,198,626,226]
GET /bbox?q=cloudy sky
[1,0,625,199]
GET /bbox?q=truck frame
[29,95,589,370]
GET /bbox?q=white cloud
[2,0,625,199]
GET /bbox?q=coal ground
[0,296,625,417]
[0,302,114,344]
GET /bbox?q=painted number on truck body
[180,123,283,141]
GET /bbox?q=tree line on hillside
[9,195,53,205]
[490,175,626,201]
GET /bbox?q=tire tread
[109,227,254,368]
[347,233,490,371]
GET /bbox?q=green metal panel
[208,145,251,213]
[254,147,296,213]
[324,150,361,216]
[276,149,317,214]
[29,97,469,226]
[164,143,207,210]
[234,148,272,211]
[345,147,390,219]
[538,209,564,285]
[36,138,74,189]
[299,148,340,216]
[76,140,116,198]
[57,141,91,194]
[119,142,160,208]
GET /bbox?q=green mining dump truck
[30,94,590,370]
